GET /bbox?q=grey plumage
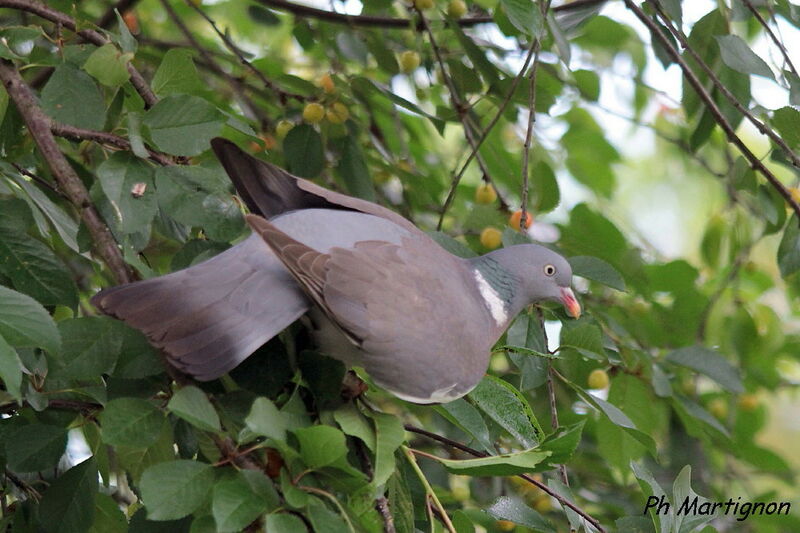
[92,138,579,403]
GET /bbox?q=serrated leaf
[773,106,800,150]
[101,397,166,448]
[140,460,215,520]
[168,385,221,432]
[371,412,405,487]
[665,346,744,393]
[55,317,123,379]
[38,458,98,533]
[143,95,224,156]
[436,448,550,476]
[5,424,67,472]
[715,35,775,80]
[96,152,158,235]
[0,226,79,307]
[487,496,555,532]
[212,471,271,532]
[435,398,494,452]
[83,43,132,87]
[294,425,348,469]
[152,48,204,97]
[469,375,542,448]
[245,397,287,441]
[559,320,605,359]
[0,285,60,353]
[283,124,324,178]
[41,64,106,130]
[500,0,545,37]
[568,255,625,291]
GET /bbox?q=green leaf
[562,110,619,197]
[245,397,287,441]
[0,334,23,400]
[41,64,106,130]
[143,95,224,156]
[0,226,79,307]
[212,471,271,532]
[155,166,244,242]
[88,493,128,533]
[500,0,545,37]
[665,346,744,393]
[333,403,375,450]
[38,458,98,533]
[83,43,132,87]
[307,498,351,533]
[5,424,67,472]
[101,397,166,448]
[530,161,560,214]
[435,398,494,452]
[152,49,204,97]
[573,69,600,101]
[559,320,605,360]
[96,152,158,235]
[335,134,376,201]
[778,215,800,277]
[264,514,306,532]
[112,323,163,379]
[117,421,176,482]
[773,106,800,150]
[538,422,585,466]
[715,35,775,80]
[0,285,60,353]
[631,461,673,533]
[486,496,555,532]
[371,412,406,487]
[568,255,625,291]
[294,425,348,469]
[469,375,542,448]
[436,448,550,476]
[283,124,324,178]
[55,317,122,379]
[168,385,221,432]
[140,460,215,520]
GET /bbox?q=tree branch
[50,123,174,166]
[0,0,157,108]
[741,0,798,77]
[623,0,800,221]
[0,60,135,285]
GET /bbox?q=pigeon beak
[560,287,581,319]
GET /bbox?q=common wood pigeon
[92,138,580,403]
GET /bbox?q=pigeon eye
[544,264,556,276]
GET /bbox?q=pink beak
[560,287,581,319]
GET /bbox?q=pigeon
[91,138,581,404]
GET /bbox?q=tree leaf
[530,161,560,214]
[773,106,800,150]
[88,493,128,533]
[283,124,324,178]
[486,496,555,532]
[335,133,376,201]
[168,385,221,432]
[778,215,800,278]
[435,398,494,452]
[38,458,98,533]
[665,346,744,393]
[294,425,348,469]
[83,43,132,87]
[245,397,287,442]
[143,95,224,156]
[96,152,158,235]
[5,424,67,472]
[435,448,550,476]
[715,35,775,80]
[212,472,271,532]
[152,48,204,97]
[140,460,215,520]
[500,0,545,37]
[468,375,542,448]
[568,255,626,291]
[40,64,105,130]
[101,397,166,448]
[0,333,23,400]
[264,514,306,532]
[0,285,60,353]
[54,317,123,379]
[371,412,406,487]
[0,226,79,307]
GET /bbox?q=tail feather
[91,235,309,380]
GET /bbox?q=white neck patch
[473,269,507,326]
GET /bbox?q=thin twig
[623,0,800,220]
[0,60,135,285]
[651,0,800,171]
[403,426,606,533]
[401,446,457,533]
[182,0,304,103]
[741,0,798,77]
[0,0,157,108]
[10,162,64,197]
[519,44,541,232]
[51,123,174,166]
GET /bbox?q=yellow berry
[587,369,609,389]
[509,210,533,231]
[276,120,294,139]
[414,0,435,9]
[474,183,497,204]
[447,0,467,18]
[738,394,759,412]
[709,398,728,420]
[480,227,502,250]
[302,103,325,124]
[496,520,516,532]
[790,187,800,204]
[319,73,335,94]
[451,486,470,501]
[399,51,421,74]
[326,102,349,124]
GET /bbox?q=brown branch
[182,0,305,104]
[252,0,604,29]
[519,43,542,232]
[0,0,157,108]
[623,0,800,221]
[403,425,606,533]
[51,123,174,166]
[97,0,142,29]
[741,0,798,77]
[0,60,135,285]
[651,0,800,171]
